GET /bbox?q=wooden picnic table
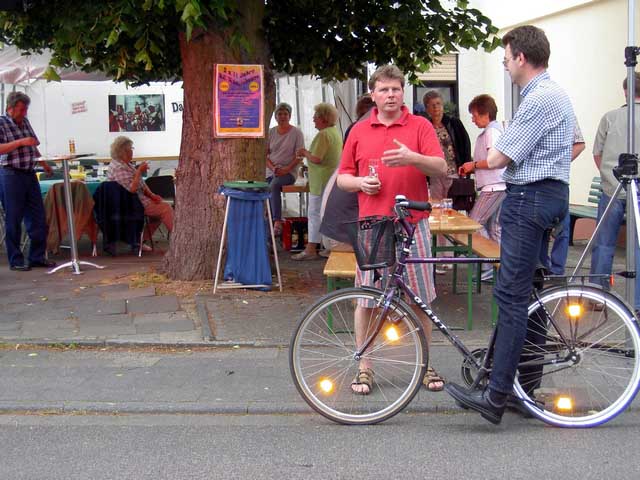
[429,208,483,329]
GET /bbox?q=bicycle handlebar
[394,195,432,214]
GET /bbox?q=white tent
[0,45,109,84]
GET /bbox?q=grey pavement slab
[78,324,138,337]
[102,286,156,300]
[79,313,133,325]
[127,295,180,314]
[206,293,311,344]
[133,312,195,334]
[0,313,19,324]
[133,312,191,325]
[135,320,195,335]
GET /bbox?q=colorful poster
[214,64,264,138]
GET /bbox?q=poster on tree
[214,64,264,138]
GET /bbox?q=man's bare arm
[0,137,37,155]
[487,147,511,169]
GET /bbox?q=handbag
[447,177,476,212]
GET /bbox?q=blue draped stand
[213,185,282,292]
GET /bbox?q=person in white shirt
[458,94,505,281]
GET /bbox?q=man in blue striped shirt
[446,25,575,424]
[0,92,56,271]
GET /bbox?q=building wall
[462,0,635,204]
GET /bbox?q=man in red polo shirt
[337,64,447,394]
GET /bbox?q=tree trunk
[162,1,275,280]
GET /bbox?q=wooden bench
[450,232,500,258]
[568,176,601,245]
[449,232,501,289]
[324,240,501,328]
[449,232,500,325]
[324,250,357,292]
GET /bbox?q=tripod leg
[571,181,626,280]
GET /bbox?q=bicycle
[289,195,640,427]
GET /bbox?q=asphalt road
[1,411,639,480]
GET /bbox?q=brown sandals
[351,368,374,395]
[423,366,445,392]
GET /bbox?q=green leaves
[42,66,61,82]
[0,0,498,85]
[265,0,499,82]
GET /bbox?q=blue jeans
[0,168,48,267]
[267,173,295,222]
[539,210,570,275]
[590,193,640,309]
[490,180,569,395]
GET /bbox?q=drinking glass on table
[443,198,453,215]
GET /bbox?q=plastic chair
[145,175,175,207]
[79,159,99,169]
[47,171,66,181]
[92,181,144,256]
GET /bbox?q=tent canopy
[0,45,109,84]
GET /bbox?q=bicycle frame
[353,205,620,388]
[354,211,497,370]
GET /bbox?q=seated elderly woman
[266,102,305,236]
[107,136,174,251]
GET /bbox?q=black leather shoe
[506,397,534,419]
[29,260,56,268]
[10,265,31,271]
[445,383,505,425]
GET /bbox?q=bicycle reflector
[385,326,400,342]
[556,396,573,411]
[567,304,582,318]
[319,378,334,394]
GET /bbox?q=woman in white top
[266,102,305,235]
[458,94,505,281]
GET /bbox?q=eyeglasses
[502,55,518,67]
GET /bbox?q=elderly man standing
[0,92,56,271]
[445,25,576,424]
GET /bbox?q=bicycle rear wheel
[514,284,640,427]
[290,287,427,425]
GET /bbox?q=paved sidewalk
[0,239,631,347]
[0,245,208,345]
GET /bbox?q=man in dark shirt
[0,92,56,271]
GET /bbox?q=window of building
[414,54,460,116]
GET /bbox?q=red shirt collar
[369,105,411,127]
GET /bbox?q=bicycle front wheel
[290,287,427,425]
[514,284,640,427]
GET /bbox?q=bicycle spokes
[513,285,640,427]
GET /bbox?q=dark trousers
[489,180,568,395]
[0,168,48,267]
[267,173,295,221]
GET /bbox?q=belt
[0,165,35,174]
